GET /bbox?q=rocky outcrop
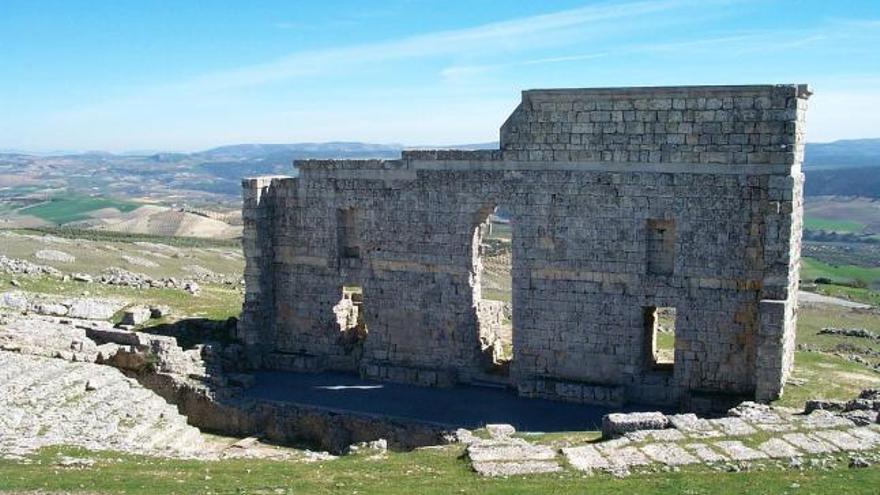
[0,255,62,277]
[0,291,126,320]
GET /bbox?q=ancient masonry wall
[239,85,810,408]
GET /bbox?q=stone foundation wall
[240,85,810,407]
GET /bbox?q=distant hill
[197,142,404,160]
[805,167,880,199]
[805,139,880,170]
[2,138,879,206]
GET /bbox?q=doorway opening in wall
[645,306,676,370]
[334,286,368,362]
[474,205,513,376]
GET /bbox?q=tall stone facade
[240,85,810,408]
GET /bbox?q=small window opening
[645,306,676,370]
[334,286,368,355]
[646,219,675,275]
[337,208,360,259]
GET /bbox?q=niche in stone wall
[645,306,676,371]
[646,219,675,276]
[472,205,513,376]
[337,208,360,260]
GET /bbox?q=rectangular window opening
[646,218,675,276]
[645,306,676,370]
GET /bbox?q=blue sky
[1,0,879,152]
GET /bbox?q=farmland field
[801,257,880,289]
[804,217,866,233]
[19,194,140,224]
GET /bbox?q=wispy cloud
[42,0,880,149]
[440,53,611,82]
[54,0,718,123]
[438,30,829,82]
[139,0,704,93]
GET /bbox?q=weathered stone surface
[0,291,29,311]
[713,440,768,461]
[850,427,880,448]
[467,438,556,462]
[797,409,856,429]
[640,443,698,466]
[66,298,126,320]
[667,413,721,437]
[729,402,792,431]
[781,433,838,454]
[843,409,879,427]
[0,255,62,277]
[466,436,561,476]
[708,417,757,437]
[812,429,873,451]
[757,438,801,458]
[562,445,610,472]
[472,460,562,476]
[0,313,99,361]
[240,85,810,407]
[606,447,651,468]
[120,306,151,326]
[0,350,205,458]
[684,442,729,462]
[625,428,685,442]
[602,412,668,438]
[486,423,516,439]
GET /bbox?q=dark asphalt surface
[245,370,662,432]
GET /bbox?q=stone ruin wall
[239,84,810,409]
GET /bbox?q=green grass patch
[19,194,140,224]
[804,217,866,233]
[812,284,880,307]
[0,274,242,322]
[772,305,880,409]
[3,444,880,495]
[801,257,880,287]
[773,351,880,408]
[796,305,880,351]
[12,226,241,248]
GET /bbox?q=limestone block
[602,412,668,439]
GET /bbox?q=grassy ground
[0,229,244,281]
[804,217,866,233]
[801,257,880,288]
[804,196,880,234]
[811,283,880,306]
[2,445,880,495]
[773,304,880,408]
[17,227,241,248]
[0,273,243,322]
[18,194,140,224]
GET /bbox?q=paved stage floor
[245,370,660,432]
